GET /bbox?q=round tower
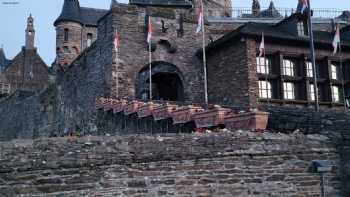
[54,0,83,67]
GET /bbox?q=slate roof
[0,48,11,71]
[206,14,350,53]
[54,0,108,26]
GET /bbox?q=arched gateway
[136,62,185,102]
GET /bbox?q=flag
[196,6,203,34]
[333,25,340,54]
[147,16,152,44]
[114,30,120,52]
[259,32,265,57]
[298,0,308,13]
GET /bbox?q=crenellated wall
[0,132,345,196]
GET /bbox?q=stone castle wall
[0,86,58,141]
[0,132,345,196]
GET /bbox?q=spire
[25,14,35,49]
[252,0,261,17]
[260,1,282,18]
[110,0,118,8]
[54,0,81,26]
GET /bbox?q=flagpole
[148,17,152,101]
[339,39,347,110]
[200,0,208,105]
[116,46,119,99]
[115,30,119,99]
[307,0,320,112]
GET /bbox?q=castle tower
[25,14,35,49]
[252,0,261,17]
[54,0,83,67]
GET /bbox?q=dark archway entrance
[136,62,184,102]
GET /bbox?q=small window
[306,61,313,78]
[104,21,108,37]
[63,46,70,53]
[309,84,315,101]
[282,59,295,76]
[331,64,338,80]
[87,33,93,47]
[332,86,340,102]
[258,80,272,99]
[1,83,10,94]
[64,28,69,42]
[283,82,295,100]
[256,57,270,74]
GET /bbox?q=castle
[1,1,350,196]
[0,0,349,137]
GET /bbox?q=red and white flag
[259,32,265,57]
[147,16,152,44]
[196,6,203,34]
[114,30,120,52]
[333,25,340,54]
[299,0,308,13]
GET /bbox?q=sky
[0,0,349,65]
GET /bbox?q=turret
[25,14,35,49]
[54,0,83,67]
[252,0,261,17]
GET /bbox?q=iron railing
[215,7,344,19]
[130,0,192,7]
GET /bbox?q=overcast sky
[0,0,349,65]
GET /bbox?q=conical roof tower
[54,0,81,26]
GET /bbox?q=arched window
[64,28,69,42]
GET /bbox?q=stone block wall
[207,38,258,109]
[0,132,344,196]
[0,86,58,141]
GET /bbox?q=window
[297,22,307,36]
[258,80,272,99]
[0,83,10,95]
[306,61,313,78]
[331,64,338,80]
[64,28,69,42]
[309,84,315,101]
[63,46,70,53]
[256,57,270,74]
[283,82,295,100]
[87,33,93,47]
[282,59,295,76]
[332,86,340,102]
[104,21,108,37]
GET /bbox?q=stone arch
[136,62,185,101]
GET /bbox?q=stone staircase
[95,97,269,133]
